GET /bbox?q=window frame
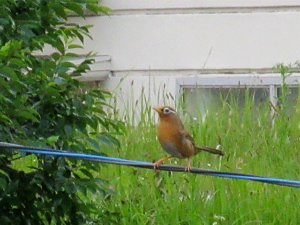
[176,73,300,110]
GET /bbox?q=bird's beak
[153,107,160,113]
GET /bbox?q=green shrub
[0,1,122,224]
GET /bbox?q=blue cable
[0,142,150,165]
[1,141,300,188]
[17,148,151,165]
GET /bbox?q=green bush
[0,1,123,224]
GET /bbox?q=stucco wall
[44,1,300,115]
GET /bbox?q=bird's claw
[153,162,161,170]
[185,165,191,172]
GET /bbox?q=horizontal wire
[1,141,300,188]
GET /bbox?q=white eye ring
[163,107,175,114]
[163,108,170,114]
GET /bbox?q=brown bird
[153,106,224,171]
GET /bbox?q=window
[176,74,300,117]
[277,86,300,116]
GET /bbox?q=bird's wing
[178,129,196,157]
[180,130,224,156]
[179,129,195,144]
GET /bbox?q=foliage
[0,0,123,224]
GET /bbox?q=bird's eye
[163,108,170,114]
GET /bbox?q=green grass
[12,87,300,224]
[96,94,300,224]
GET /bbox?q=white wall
[51,2,300,114]
[101,0,300,9]
[79,12,300,70]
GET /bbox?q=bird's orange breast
[157,118,194,158]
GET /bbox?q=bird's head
[153,106,177,119]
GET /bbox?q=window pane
[277,87,299,116]
[184,87,269,117]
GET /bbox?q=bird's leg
[153,156,173,169]
[185,158,192,172]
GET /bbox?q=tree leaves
[16,107,40,123]
[0,0,119,224]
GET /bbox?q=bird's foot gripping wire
[153,155,173,170]
[185,158,192,172]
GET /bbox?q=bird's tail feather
[196,146,224,156]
